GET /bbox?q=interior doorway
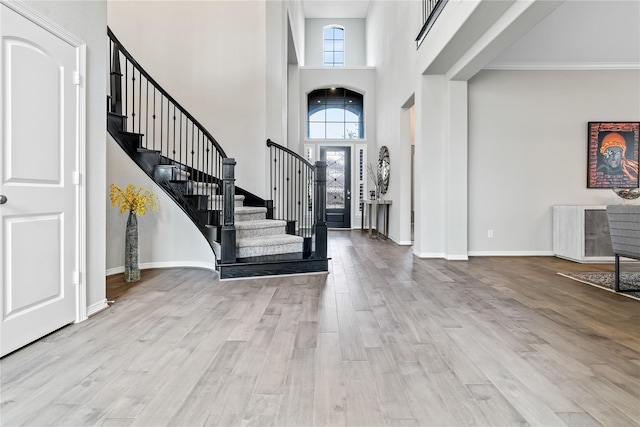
[400,95,415,245]
[410,105,415,242]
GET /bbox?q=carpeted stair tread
[193,181,219,195]
[237,233,302,247]
[210,194,243,201]
[209,194,244,208]
[235,206,267,222]
[235,219,286,230]
[236,233,303,258]
[235,206,266,214]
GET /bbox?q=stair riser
[209,194,244,208]
[235,212,266,222]
[169,180,193,195]
[193,183,218,196]
[209,200,244,209]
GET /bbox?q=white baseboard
[414,252,445,258]
[106,261,217,277]
[467,251,555,257]
[105,267,124,276]
[86,299,109,317]
[414,251,553,259]
[414,252,468,260]
[390,237,413,246]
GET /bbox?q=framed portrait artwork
[587,122,639,188]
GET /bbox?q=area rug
[558,272,640,300]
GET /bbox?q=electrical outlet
[488,229,494,238]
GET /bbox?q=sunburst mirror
[377,146,390,194]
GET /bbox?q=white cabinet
[553,205,614,263]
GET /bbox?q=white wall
[106,136,216,273]
[365,0,427,246]
[266,0,287,153]
[468,69,640,255]
[287,1,305,66]
[108,1,268,197]
[305,18,366,67]
[25,0,107,312]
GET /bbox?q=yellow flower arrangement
[110,184,159,216]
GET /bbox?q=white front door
[0,4,80,357]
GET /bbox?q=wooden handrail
[266,139,315,170]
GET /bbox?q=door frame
[313,143,355,229]
[2,0,87,323]
[320,145,352,228]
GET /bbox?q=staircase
[107,28,328,279]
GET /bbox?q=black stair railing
[266,139,315,238]
[266,139,327,258]
[107,28,327,276]
[415,0,448,48]
[107,27,225,215]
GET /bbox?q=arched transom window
[323,25,344,67]
[308,88,364,139]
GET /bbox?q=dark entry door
[320,146,351,228]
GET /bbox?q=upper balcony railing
[415,0,449,49]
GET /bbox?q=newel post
[313,161,327,258]
[110,45,122,115]
[221,158,236,264]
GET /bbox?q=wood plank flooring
[1,230,639,426]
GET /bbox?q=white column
[414,75,469,260]
[414,75,446,258]
[445,80,468,260]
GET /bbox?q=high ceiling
[302,0,370,19]
[488,0,640,69]
[301,0,640,70]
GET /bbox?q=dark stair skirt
[107,111,127,134]
[133,149,161,175]
[168,179,193,195]
[115,132,143,157]
[183,194,208,210]
[217,257,330,280]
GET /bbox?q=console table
[360,199,392,240]
[552,205,614,263]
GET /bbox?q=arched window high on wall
[308,88,364,139]
[323,25,344,67]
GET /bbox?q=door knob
[0,195,6,204]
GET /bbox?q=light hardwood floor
[1,230,639,426]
